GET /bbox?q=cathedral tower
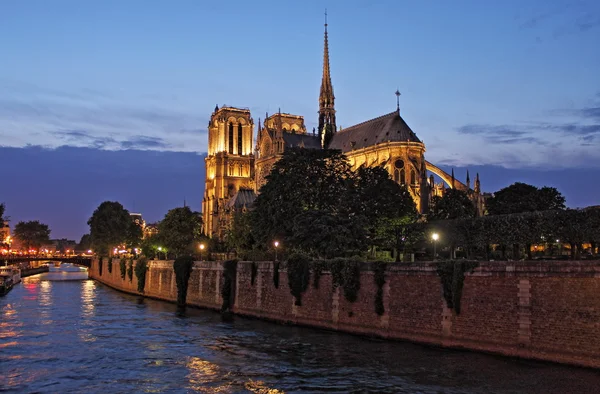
[202,106,254,237]
[318,12,336,148]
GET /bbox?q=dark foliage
[436,261,478,314]
[221,259,238,312]
[287,253,311,306]
[173,256,195,307]
[158,207,202,257]
[250,262,258,286]
[119,259,126,279]
[429,189,475,221]
[134,257,148,293]
[330,257,362,303]
[373,261,387,316]
[107,257,113,274]
[98,257,103,276]
[272,262,280,288]
[487,182,565,215]
[127,259,134,282]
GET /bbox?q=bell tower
[202,105,254,237]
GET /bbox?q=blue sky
[0,0,599,238]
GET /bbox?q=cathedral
[202,21,485,239]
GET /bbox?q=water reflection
[2,276,600,393]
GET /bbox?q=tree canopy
[88,201,140,255]
[250,148,417,258]
[487,182,566,215]
[429,189,476,221]
[14,220,51,250]
[157,206,202,257]
[78,234,92,251]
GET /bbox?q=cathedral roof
[282,132,321,149]
[226,188,257,210]
[327,111,421,152]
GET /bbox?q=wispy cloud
[0,81,209,152]
[518,0,600,40]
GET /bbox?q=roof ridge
[337,111,398,133]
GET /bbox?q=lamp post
[432,233,439,261]
[158,246,163,260]
[199,244,205,261]
[274,241,279,261]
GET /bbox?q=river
[2,272,600,393]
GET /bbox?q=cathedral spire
[318,9,336,148]
[451,168,455,189]
[475,172,481,194]
[466,170,471,189]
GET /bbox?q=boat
[0,266,20,296]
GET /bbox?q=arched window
[400,169,405,185]
[237,124,243,155]
[228,123,234,154]
[410,169,416,184]
[394,169,399,183]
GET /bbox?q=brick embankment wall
[89,259,600,369]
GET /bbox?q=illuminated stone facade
[202,107,255,238]
[201,22,485,239]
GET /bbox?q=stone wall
[90,258,600,369]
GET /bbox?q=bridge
[1,256,92,268]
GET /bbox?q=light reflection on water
[1,274,600,393]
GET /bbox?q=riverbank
[90,258,600,369]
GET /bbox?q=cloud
[0,82,210,152]
[120,136,170,150]
[518,1,600,39]
[580,107,600,121]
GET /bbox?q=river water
[2,272,600,393]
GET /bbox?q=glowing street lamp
[158,246,163,260]
[432,233,439,261]
[273,241,280,261]
[199,244,205,261]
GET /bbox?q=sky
[0,0,599,239]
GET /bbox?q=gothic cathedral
[202,21,485,239]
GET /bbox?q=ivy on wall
[310,260,327,289]
[107,257,113,274]
[272,262,280,289]
[436,260,478,314]
[221,259,238,312]
[127,259,134,282]
[98,257,103,276]
[373,261,387,316]
[250,262,258,286]
[119,259,126,280]
[287,253,310,306]
[173,256,195,307]
[134,257,148,293]
[330,257,362,303]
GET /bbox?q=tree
[78,234,92,251]
[429,189,476,221]
[251,148,363,258]
[158,206,202,257]
[487,182,566,215]
[225,211,256,254]
[88,201,135,255]
[13,220,51,250]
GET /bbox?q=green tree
[158,206,202,257]
[225,211,256,254]
[487,182,566,215]
[13,220,51,250]
[88,201,135,255]
[78,233,92,251]
[140,233,161,259]
[251,148,363,258]
[429,189,476,221]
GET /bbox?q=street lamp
[158,246,163,260]
[199,244,205,261]
[432,233,439,261]
[274,241,280,261]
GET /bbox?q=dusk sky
[1,0,599,239]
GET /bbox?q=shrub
[127,259,134,282]
[373,261,387,316]
[119,259,126,280]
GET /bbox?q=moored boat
[0,273,14,296]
